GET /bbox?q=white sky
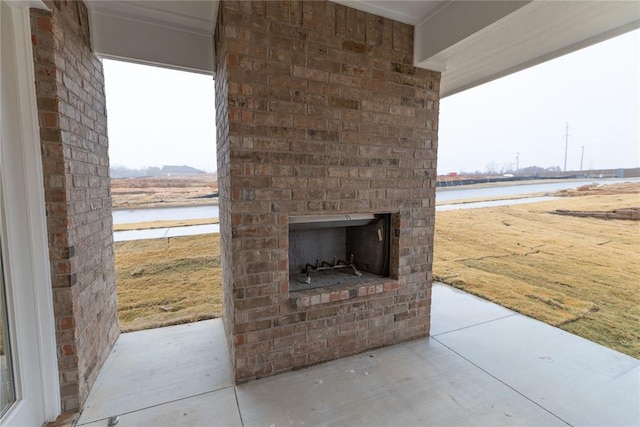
[439,29,639,174]
[103,60,217,172]
[103,29,639,175]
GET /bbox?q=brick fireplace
[214,0,440,381]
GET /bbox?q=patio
[76,283,639,426]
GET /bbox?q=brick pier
[214,0,440,381]
[31,1,118,411]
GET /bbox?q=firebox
[288,214,390,292]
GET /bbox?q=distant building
[161,165,206,177]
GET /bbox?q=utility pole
[564,123,569,172]
[516,152,519,173]
[580,146,584,171]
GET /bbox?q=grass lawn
[434,191,639,358]
[115,234,222,332]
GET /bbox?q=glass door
[0,0,17,415]
[0,241,15,416]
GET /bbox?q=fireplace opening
[289,214,391,292]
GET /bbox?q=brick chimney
[214,0,440,382]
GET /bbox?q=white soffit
[5,0,48,9]
[337,1,639,97]
[331,0,446,25]
[82,0,639,96]
[85,0,217,75]
[414,1,640,97]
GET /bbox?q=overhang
[85,0,219,75]
[85,0,639,97]
[412,1,640,96]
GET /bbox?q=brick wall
[214,8,236,369]
[31,0,118,411]
[215,0,440,381]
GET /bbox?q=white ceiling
[424,1,640,96]
[86,0,215,33]
[85,0,218,73]
[84,0,640,97]
[330,0,447,25]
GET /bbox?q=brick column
[214,8,236,369]
[215,0,440,382]
[30,0,118,411]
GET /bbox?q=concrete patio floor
[76,283,639,426]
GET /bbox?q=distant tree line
[110,166,163,178]
[457,164,562,176]
[516,165,561,175]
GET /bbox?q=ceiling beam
[413,1,640,97]
[414,1,531,71]
[86,0,215,75]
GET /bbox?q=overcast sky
[438,29,639,174]
[104,60,217,172]
[103,29,638,175]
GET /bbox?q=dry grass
[434,190,640,358]
[111,175,218,208]
[113,218,219,232]
[115,234,223,333]
[554,182,640,197]
[114,178,640,358]
[436,192,547,206]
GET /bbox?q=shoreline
[112,198,219,211]
[436,177,626,192]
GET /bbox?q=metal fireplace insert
[288,213,391,292]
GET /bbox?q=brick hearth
[214,0,440,381]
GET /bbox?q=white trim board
[0,1,60,425]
